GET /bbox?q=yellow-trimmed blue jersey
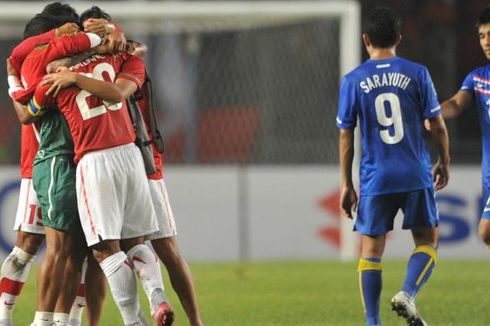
[336,57,440,195]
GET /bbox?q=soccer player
[131,70,204,326]
[336,7,450,326]
[32,40,172,325]
[438,6,490,253]
[77,7,202,325]
[2,8,104,326]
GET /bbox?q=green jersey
[33,110,74,165]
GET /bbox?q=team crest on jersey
[36,150,45,159]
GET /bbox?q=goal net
[0,1,360,260]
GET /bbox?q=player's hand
[83,18,111,37]
[55,22,80,37]
[432,159,450,191]
[41,67,77,97]
[424,119,431,131]
[340,185,358,219]
[104,30,127,53]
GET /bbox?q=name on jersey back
[360,72,411,93]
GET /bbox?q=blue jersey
[461,66,490,188]
[336,57,441,195]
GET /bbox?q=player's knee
[16,232,44,255]
[153,238,181,265]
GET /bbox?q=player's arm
[42,32,102,65]
[126,41,147,57]
[41,67,136,102]
[11,100,38,125]
[339,128,358,219]
[6,58,38,124]
[427,115,450,190]
[440,90,473,119]
[9,23,80,74]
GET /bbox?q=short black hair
[23,13,57,39]
[42,2,79,26]
[363,7,401,48]
[80,6,112,24]
[477,6,490,27]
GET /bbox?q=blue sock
[358,257,382,326]
[402,245,437,298]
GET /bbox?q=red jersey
[9,29,56,75]
[35,53,146,163]
[11,30,56,178]
[135,83,164,180]
[19,125,39,178]
[13,32,94,104]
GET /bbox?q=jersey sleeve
[116,55,146,89]
[9,29,56,74]
[28,83,55,116]
[460,70,475,94]
[420,67,441,119]
[336,76,358,129]
[10,32,101,104]
[41,32,100,63]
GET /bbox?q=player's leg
[402,228,438,298]
[355,193,397,326]
[91,240,142,325]
[68,254,107,326]
[52,230,87,325]
[67,257,87,326]
[0,232,43,325]
[31,156,89,325]
[358,235,386,326]
[121,237,174,325]
[151,237,203,326]
[35,228,85,315]
[392,188,438,326]
[478,187,490,246]
[147,178,199,324]
[83,253,106,326]
[121,145,170,325]
[76,148,145,325]
[0,178,44,325]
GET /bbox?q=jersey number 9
[374,92,404,145]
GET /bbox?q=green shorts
[33,156,81,232]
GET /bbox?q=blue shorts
[482,186,490,219]
[355,188,438,236]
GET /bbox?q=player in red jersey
[4,5,106,326]
[1,11,95,326]
[126,78,203,326]
[33,40,173,325]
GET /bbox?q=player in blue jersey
[439,6,490,252]
[337,7,450,326]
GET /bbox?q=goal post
[0,1,361,261]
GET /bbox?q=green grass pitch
[11,260,490,325]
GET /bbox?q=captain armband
[27,97,47,117]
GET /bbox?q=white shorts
[14,178,44,234]
[147,179,177,240]
[76,144,159,246]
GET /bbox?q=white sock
[0,247,35,319]
[68,258,87,325]
[31,311,54,326]
[126,244,166,314]
[53,312,69,326]
[99,252,140,325]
